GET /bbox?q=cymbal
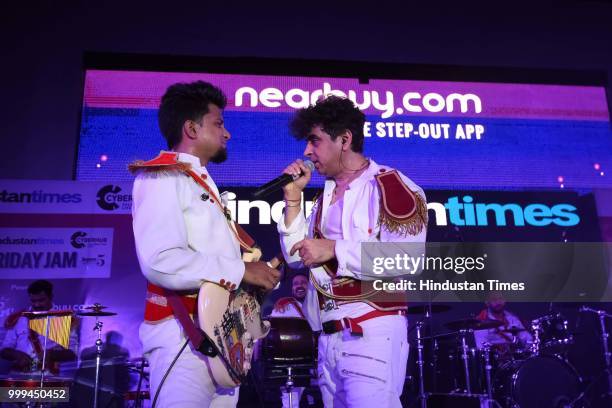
[83,303,109,311]
[445,318,503,331]
[406,305,452,315]
[22,309,73,318]
[77,311,117,317]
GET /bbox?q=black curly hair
[289,95,365,153]
[158,81,227,149]
[28,280,53,297]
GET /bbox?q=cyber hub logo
[70,231,108,249]
[96,185,132,211]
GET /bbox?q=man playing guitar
[131,81,279,407]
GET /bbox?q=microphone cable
[151,339,189,408]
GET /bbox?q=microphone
[252,160,314,199]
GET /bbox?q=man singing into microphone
[130,81,279,407]
[277,95,427,407]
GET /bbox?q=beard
[210,147,227,164]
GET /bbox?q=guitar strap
[163,291,218,357]
[164,169,258,381]
[183,169,256,251]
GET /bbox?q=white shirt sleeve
[277,209,310,269]
[1,317,32,356]
[132,172,245,291]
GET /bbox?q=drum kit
[8,302,605,407]
[0,303,118,408]
[254,316,318,407]
[248,303,612,408]
[410,303,612,408]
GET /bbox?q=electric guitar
[197,253,282,387]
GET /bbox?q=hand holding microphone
[282,159,313,196]
[252,159,314,199]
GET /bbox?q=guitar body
[197,283,271,388]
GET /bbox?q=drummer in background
[473,291,532,350]
[271,272,308,319]
[0,280,78,375]
[270,272,309,407]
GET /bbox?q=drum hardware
[285,366,296,408]
[414,309,596,407]
[530,318,542,355]
[415,321,428,408]
[132,357,149,408]
[580,306,612,402]
[445,319,504,332]
[21,309,74,389]
[458,329,475,396]
[411,303,451,407]
[530,312,573,356]
[124,390,151,408]
[407,304,452,316]
[481,343,494,406]
[258,317,316,406]
[77,303,117,408]
[443,318,502,396]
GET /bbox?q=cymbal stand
[134,357,148,408]
[459,329,472,395]
[482,343,494,408]
[415,321,427,408]
[93,317,104,408]
[285,366,295,408]
[39,314,51,387]
[581,306,612,400]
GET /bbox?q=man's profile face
[292,275,308,301]
[29,292,52,311]
[303,126,344,177]
[194,104,230,163]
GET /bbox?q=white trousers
[140,321,239,408]
[317,315,408,408]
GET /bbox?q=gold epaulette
[128,151,191,174]
[375,169,427,236]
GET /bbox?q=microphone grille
[304,160,315,171]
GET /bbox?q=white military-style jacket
[132,152,245,292]
[278,159,427,330]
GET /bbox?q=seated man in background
[474,291,532,359]
[1,280,78,375]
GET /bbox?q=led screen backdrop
[78,70,611,190]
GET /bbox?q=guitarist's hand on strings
[243,261,280,290]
